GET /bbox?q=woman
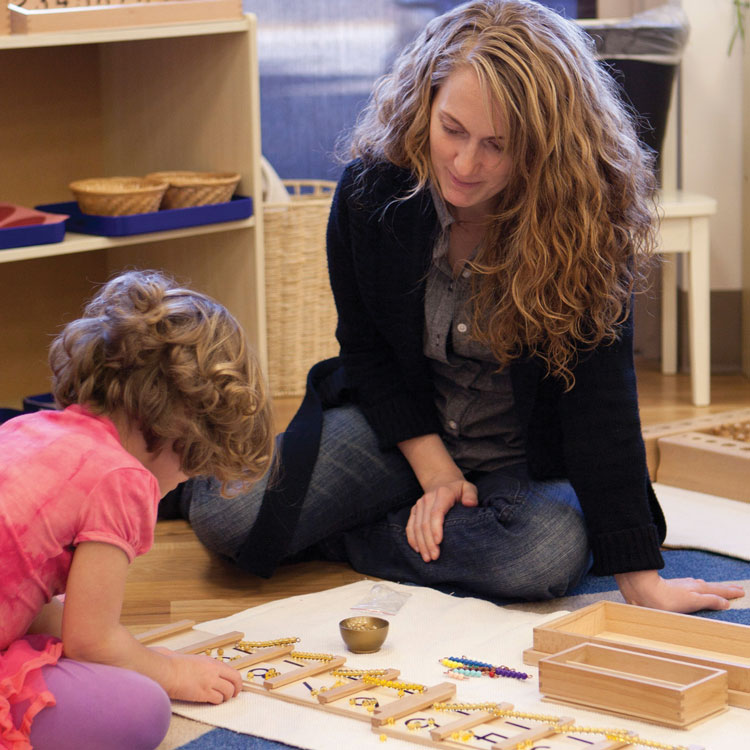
[180,0,742,613]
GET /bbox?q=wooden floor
[123,360,750,630]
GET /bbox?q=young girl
[0,270,273,750]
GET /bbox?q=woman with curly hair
[181,0,742,613]
[0,270,272,749]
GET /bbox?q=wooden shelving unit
[0,16,266,406]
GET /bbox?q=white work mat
[655,482,750,561]
[170,580,750,749]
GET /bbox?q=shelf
[0,15,266,405]
[0,216,255,264]
[0,17,250,49]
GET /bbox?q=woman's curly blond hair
[347,0,658,386]
[49,269,273,491]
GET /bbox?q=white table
[656,191,717,406]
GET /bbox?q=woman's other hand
[615,569,745,613]
[398,433,478,562]
[406,477,478,562]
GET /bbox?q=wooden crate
[656,430,750,503]
[524,601,750,709]
[641,407,750,480]
[538,643,728,728]
[9,0,242,34]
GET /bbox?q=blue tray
[0,217,67,250]
[37,196,254,237]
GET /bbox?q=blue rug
[175,549,750,749]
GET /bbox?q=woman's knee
[509,502,590,599]
[186,473,267,559]
[463,481,590,600]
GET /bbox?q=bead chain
[235,637,300,652]
[440,656,529,680]
[361,675,426,693]
[432,703,689,750]
[289,650,337,662]
[330,668,390,678]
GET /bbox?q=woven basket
[264,179,338,397]
[69,177,167,216]
[146,171,240,209]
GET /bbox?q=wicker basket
[69,177,167,216]
[146,171,241,209]
[264,179,339,397]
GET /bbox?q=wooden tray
[524,601,750,708]
[538,643,728,728]
[9,0,242,34]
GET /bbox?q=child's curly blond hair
[49,269,273,491]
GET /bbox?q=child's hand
[63,543,242,704]
[159,649,243,703]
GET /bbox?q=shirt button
[448,420,458,430]
[457,323,468,333]
[462,269,471,278]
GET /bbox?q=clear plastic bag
[581,4,690,64]
[351,583,411,616]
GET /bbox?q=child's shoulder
[0,405,137,474]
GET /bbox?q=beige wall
[598,1,743,294]
[594,1,746,372]
[597,0,664,18]
[681,0,743,292]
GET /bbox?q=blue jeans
[185,405,591,600]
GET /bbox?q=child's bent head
[50,269,273,491]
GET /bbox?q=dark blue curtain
[244,1,589,181]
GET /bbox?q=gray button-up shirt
[423,187,526,473]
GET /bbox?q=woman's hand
[153,648,242,703]
[397,433,478,562]
[615,569,745,613]
[406,477,478,561]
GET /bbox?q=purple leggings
[11,658,171,750]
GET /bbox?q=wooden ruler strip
[371,682,456,726]
[429,705,513,741]
[176,631,244,654]
[317,669,401,704]
[227,644,295,670]
[134,619,196,644]
[264,656,347,689]
[491,718,574,750]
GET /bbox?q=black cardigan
[240,160,665,579]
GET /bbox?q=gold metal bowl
[339,616,389,654]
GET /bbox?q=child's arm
[62,541,242,704]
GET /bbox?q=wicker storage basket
[69,177,167,216]
[264,179,338,397]
[146,171,241,209]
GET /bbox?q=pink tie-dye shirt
[0,405,160,650]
